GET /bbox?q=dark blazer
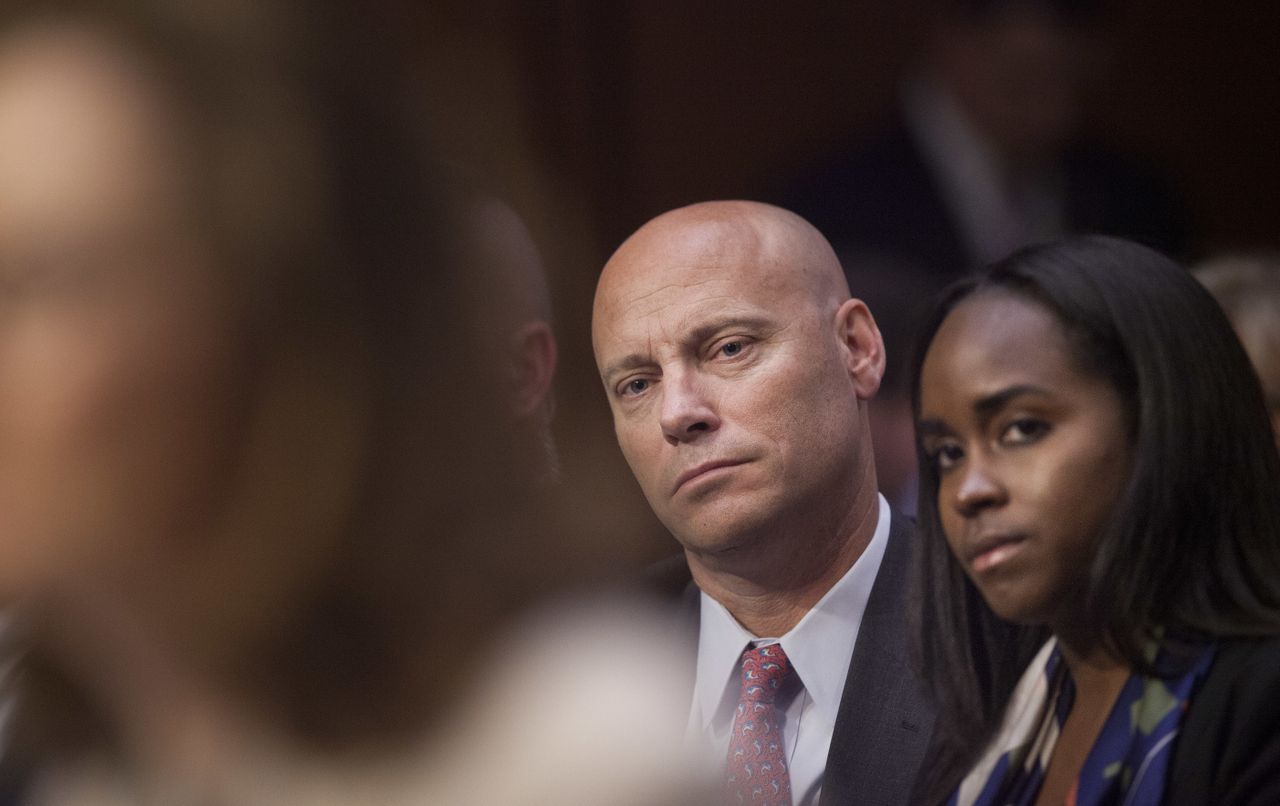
[649,511,936,806]
[908,636,1280,805]
[1167,636,1280,805]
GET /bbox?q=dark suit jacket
[649,511,935,806]
[1167,636,1280,805]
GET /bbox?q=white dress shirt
[687,494,892,805]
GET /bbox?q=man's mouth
[672,460,747,494]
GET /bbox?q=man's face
[592,221,869,557]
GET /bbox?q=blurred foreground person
[592,201,934,806]
[1194,253,1280,448]
[0,2,699,803]
[913,237,1280,805]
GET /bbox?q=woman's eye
[929,442,964,471]
[1003,418,1050,444]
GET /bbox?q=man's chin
[672,519,775,563]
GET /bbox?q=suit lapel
[651,512,935,805]
[820,511,935,805]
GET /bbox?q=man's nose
[659,372,720,445]
[951,453,1008,518]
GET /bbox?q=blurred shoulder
[640,554,695,602]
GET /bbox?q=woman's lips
[967,534,1028,573]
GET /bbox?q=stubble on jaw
[679,470,879,638]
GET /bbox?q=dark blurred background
[399,0,1280,567]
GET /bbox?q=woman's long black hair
[910,235,1280,803]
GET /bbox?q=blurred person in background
[463,191,560,482]
[781,0,1189,281]
[0,1,698,803]
[1194,253,1280,448]
[778,0,1192,522]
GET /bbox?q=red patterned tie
[725,644,792,805]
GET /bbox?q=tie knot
[738,644,790,704]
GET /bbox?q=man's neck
[687,493,881,637]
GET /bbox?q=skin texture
[917,291,1133,636]
[592,201,884,636]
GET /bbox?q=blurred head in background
[1194,253,1280,447]
[921,0,1106,172]
[462,191,560,481]
[0,0,553,785]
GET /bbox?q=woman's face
[0,25,243,599]
[917,291,1133,630]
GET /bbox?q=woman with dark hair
[910,235,1280,805]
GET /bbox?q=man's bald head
[590,200,885,584]
[594,201,849,352]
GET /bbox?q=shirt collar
[692,494,893,732]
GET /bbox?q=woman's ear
[510,320,557,419]
[835,298,885,400]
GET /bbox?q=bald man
[592,201,933,805]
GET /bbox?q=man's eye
[720,341,743,357]
[1003,418,1050,444]
[622,378,650,396]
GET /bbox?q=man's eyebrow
[601,353,654,384]
[686,315,775,346]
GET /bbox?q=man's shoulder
[824,507,935,806]
[635,555,700,661]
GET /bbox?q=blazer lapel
[820,511,935,805]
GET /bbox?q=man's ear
[835,298,885,400]
[510,320,557,419]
